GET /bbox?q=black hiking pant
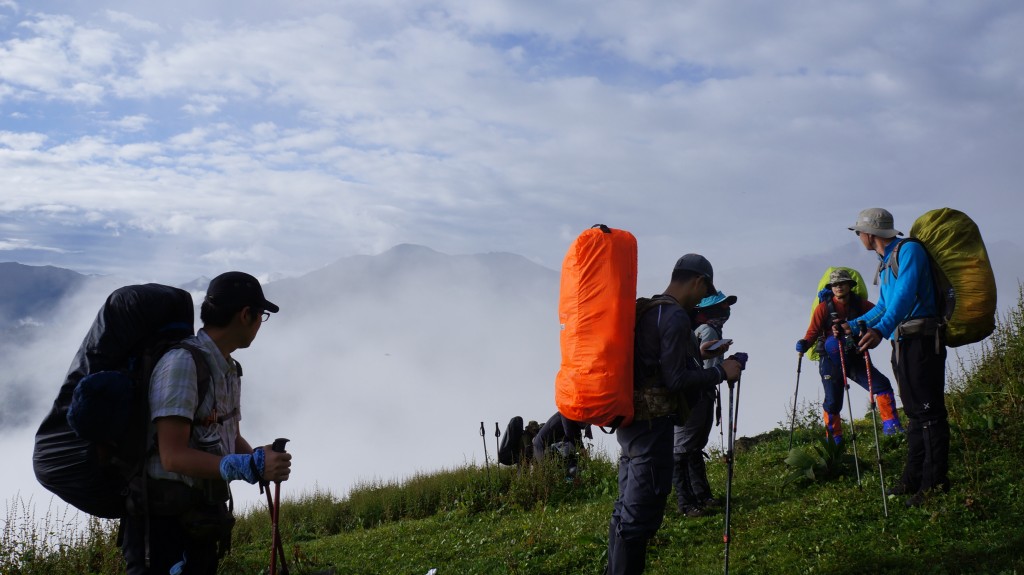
[121,512,221,575]
[607,416,674,575]
[672,451,711,510]
[891,335,949,494]
[121,479,233,575]
[672,387,716,508]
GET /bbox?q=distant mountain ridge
[0,246,560,433]
[0,244,558,329]
[0,262,88,327]
[265,243,558,306]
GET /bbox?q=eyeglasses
[855,231,862,236]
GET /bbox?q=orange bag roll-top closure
[555,225,638,429]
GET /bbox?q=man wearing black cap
[121,271,292,575]
[842,208,948,507]
[606,254,745,575]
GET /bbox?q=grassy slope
[6,293,1022,574]
[227,423,1023,574]
[224,291,1024,575]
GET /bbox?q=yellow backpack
[884,208,996,347]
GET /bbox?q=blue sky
[3,0,1024,514]
[4,0,1020,285]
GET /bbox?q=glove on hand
[843,336,857,353]
[795,339,808,353]
[219,446,266,484]
[729,352,749,370]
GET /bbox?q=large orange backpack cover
[554,225,637,429]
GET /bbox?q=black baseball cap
[674,253,716,296]
[205,271,279,313]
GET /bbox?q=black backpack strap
[876,238,914,285]
[848,293,863,318]
[170,342,214,415]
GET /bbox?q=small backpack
[497,416,524,465]
[880,208,996,347]
[32,284,213,519]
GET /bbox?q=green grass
[6,287,1024,574]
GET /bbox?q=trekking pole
[494,422,501,464]
[723,373,738,575]
[788,354,803,451]
[717,388,725,453]
[733,374,742,438]
[858,321,889,518]
[269,437,290,575]
[480,422,491,483]
[832,314,861,488]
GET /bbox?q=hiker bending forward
[672,290,736,517]
[607,254,743,575]
[843,208,949,507]
[796,268,904,442]
[121,272,292,575]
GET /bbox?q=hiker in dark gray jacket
[606,255,744,575]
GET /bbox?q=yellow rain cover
[805,266,868,362]
[910,208,997,347]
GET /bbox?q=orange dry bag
[554,224,638,430]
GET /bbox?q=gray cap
[826,268,856,288]
[848,208,903,238]
[674,253,716,296]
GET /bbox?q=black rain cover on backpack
[498,416,524,465]
[32,284,196,519]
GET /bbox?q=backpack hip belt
[632,386,687,425]
[895,316,945,356]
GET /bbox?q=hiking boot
[677,504,706,518]
[701,497,721,508]
[886,481,916,497]
[905,492,926,508]
[882,419,905,436]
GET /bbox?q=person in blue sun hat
[672,290,736,517]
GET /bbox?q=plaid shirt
[147,329,242,484]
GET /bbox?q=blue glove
[795,339,808,353]
[219,447,266,484]
[729,352,749,370]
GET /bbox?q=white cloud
[105,114,151,132]
[182,93,227,116]
[0,237,67,252]
[0,2,1019,290]
[104,9,161,34]
[0,130,46,150]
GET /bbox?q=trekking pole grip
[272,438,289,453]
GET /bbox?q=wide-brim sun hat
[825,268,857,289]
[848,208,904,239]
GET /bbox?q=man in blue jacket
[606,254,744,575]
[841,208,948,507]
